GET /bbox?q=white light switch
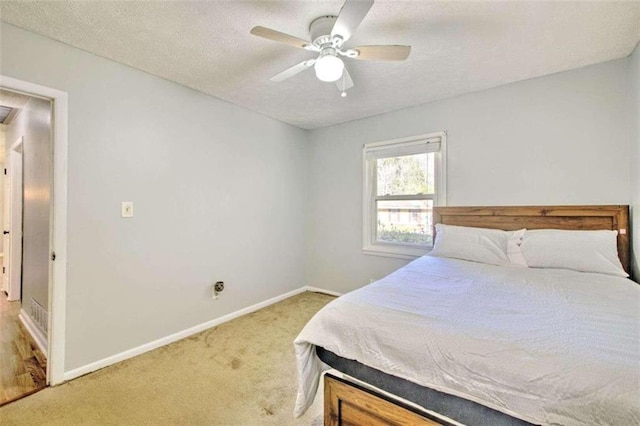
[121,202,134,218]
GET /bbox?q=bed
[294,205,639,425]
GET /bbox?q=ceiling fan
[250,0,411,97]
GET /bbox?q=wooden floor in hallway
[0,292,47,406]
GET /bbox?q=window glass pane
[376,153,434,196]
[376,200,433,245]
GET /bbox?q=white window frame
[362,131,447,259]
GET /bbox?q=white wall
[307,59,632,293]
[4,97,52,316]
[630,43,639,280]
[0,23,309,371]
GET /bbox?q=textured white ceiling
[1,1,639,129]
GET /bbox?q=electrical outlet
[212,281,225,300]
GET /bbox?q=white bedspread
[294,256,640,425]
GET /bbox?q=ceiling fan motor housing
[309,16,340,48]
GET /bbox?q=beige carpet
[0,292,334,425]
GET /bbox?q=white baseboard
[63,285,340,382]
[19,309,48,356]
[304,286,343,297]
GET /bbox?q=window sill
[362,244,431,260]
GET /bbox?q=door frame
[0,75,68,386]
[6,136,24,302]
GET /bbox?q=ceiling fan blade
[352,45,411,61]
[270,60,315,82]
[331,0,374,42]
[336,67,354,92]
[250,26,311,50]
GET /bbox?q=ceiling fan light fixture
[314,49,344,82]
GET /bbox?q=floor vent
[30,299,48,334]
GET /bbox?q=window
[362,132,446,258]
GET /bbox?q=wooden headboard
[433,205,630,274]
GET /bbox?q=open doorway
[1,75,68,392]
[0,89,52,405]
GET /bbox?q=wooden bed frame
[325,374,443,426]
[323,205,631,425]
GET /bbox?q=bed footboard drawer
[324,374,444,426]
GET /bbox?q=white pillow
[520,229,628,277]
[506,228,528,267]
[430,224,525,266]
